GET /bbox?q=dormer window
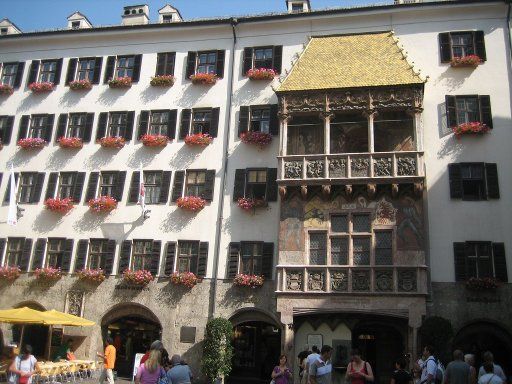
[0,28,8,35]
[162,15,172,23]
[292,3,303,12]
[71,21,80,29]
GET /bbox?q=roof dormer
[286,0,311,13]
[158,4,183,23]
[67,12,93,30]
[122,4,150,26]
[0,18,22,36]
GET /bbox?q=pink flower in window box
[177,196,207,212]
[141,134,169,147]
[246,68,277,80]
[0,266,22,281]
[190,73,217,85]
[108,76,132,88]
[17,138,47,149]
[88,196,118,213]
[452,122,490,137]
[170,272,199,288]
[0,84,14,95]
[98,136,126,148]
[76,268,106,283]
[34,267,62,281]
[58,137,83,149]
[234,273,264,288]
[122,269,154,286]
[450,55,482,67]
[240,131,272,148]
[150,75,175,87]
[68,79,92,90]
[184,133,213,147]
[29,82,54,93]
[465,277,499,290]
[237,197,267,211]
[44,197,75,214]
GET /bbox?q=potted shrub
[465,277,499,290]
[68,79,92,90]
[34,267,62,281]
[76,268,106,283]
[108,76,132,88]
[17,138,47,149]
[0,266,22,281]
[450,55,482,68]
[184,133,213,147]
[98,136,126,148]
[202,318,234,384]
[246,68,277,81]
[122,269,154,286]
[452,122,490,137]
[45,197,74,214]
[88,196,118,213]
[150,75,175,87]
[58,137,83,149]
[190,73,217,85]
[141,134,169,147]
[170,272,199,288]
[0,84,14,95]
[233,273,264,288]
[240,131,272,148]
[237,197,267,211]
[177,196,207,212]
[29,82,54,93]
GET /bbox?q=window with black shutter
[26,114,54,141]
[65,113,88,139]
[233,168,278,202]
[0,115,14,145]
[448,162,499,200]
[188,51,225,78]
[155,52,176,76]
[1,62,24,88]
[54,172,85,202]
[17,173,45,204]
[439,31,486,63]
[132,240,154,271]
[36,59,63,84]
[445,95,492,128]
[74,57,99,82]
[191,110,212,135]
[88,239,111,270]
[177,241,200,274]
[45,238,69,270]
[250,107,271,134]
[143,110,177,137]
[242,46,283,75]
[107,112,128,138]
[5,238,25,267]
[112,55,142,81]
[453,241,507,282]
[164,242,176,276]
[93,171,126,201]
[240,242,263,275]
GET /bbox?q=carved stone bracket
[322,185,331,199]
[414,182,424,197]
[392,184,399,198]
[367,183,377,199]
[345,185,353,197]
[278,112,291,123]
[279,186,287,199]
[300,185,308,200]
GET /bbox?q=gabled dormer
[122,4,150,26]
[0,18,22,36]
[286,0,311,13]
[67,12,93,30]
[158,4,183,23]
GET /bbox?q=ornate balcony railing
[276,265,428,295]
[278,151,425,185]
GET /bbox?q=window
[253,47,273,69]
[155,52,175,76]
[439,31,486,63]
[454,242,507,282]
[148,112,169,135]
[374,111,414,152]
[18,173,38,204]
[460,163,485,200]
[309,233,327,265]
[29,115,48,139]
[108,112,127,137]
[131,240,153,271]
[246,170,267,200]
[292,3,304,12]
[250,108,270,134]
[375,231,393,265]
[46,239,65,268]
[456,97,478,124]
[287,115,324,155]
[240,242,263,275]
[446,95,492,129]
[77,58,95,81]
[100,172,117,197]
[39,60,58,83]
[0,116,13,144]
[233,168,277,203]
[243,46,282,75]
[451,32,475,58]
[177,241,199,273]
[88,239,109,269]
[144,172,162,204]
[71,21,80,30]
[104,55,141,83]
[0,28,8,35]
[185,171,206,197]
[192,110,212,135]
[196,52,217,75]
[6,238,24,267]
[57,173,76,199]
[115,56,135,78]
[1,63,19,87]
[449,163,499,200]
[162,15,172,23]
[330,113,368,154]
[67,113,87,138]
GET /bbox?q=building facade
[0,1,511,383]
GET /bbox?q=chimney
[67,12,93,30]
[0,18,22,35]
[122,4,150,26]
[286,0,311,13]
[158,4,183,23]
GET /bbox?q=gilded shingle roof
[277,31,424,92]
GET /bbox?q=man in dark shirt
[392,357,413,384]
[298,348,310,379]
[445,350,471,384]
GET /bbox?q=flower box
[190,73,217,85]
[141,134,169,147]
[68,79,92,90]
[177,196,207,212]
[184,133,213,147]
[34,267,62,281]
[76,268,106,283]
[58,137,83,149]
[108,76,132,88]
[0,84,14,95]
[122,269,154,286]
[452,122,490,137]
[450,55,482,67]
[247,68,277,81]
[88,196,118,213]
[170,272,199,288]
[99,136,126,148]
[0,266,22,281]
[150,75,175,87]
[466,277,499,290]
[17,138,47,149]
[240,131,272,148]
[29,82,54,93]
[234,273,264,288]
[237,197,267,211]
[45,197,74,214]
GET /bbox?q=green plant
[419,316,453,363]
[202,317,234,383]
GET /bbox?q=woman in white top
[9,345,40,384]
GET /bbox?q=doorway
[12,302,48,358]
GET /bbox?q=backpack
[423,357,444,384]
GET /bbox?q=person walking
[478,363,504,384]
[346,348,374,384]
[444,350,470,384]
[309,345,333,384]
[464,355,477,384]
[271,355,292,384]
[298,347,310,384]
[166,354,193,384]
[98,337,116,384]
[477,352,506,382]
[391,357,413,384]
[304,345,320,384]
[419,346,438,384]
[8,345,39,384]
[135,350,162,384]
[141,340,170,369]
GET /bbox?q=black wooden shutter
[128,172,140,203]
[132,54,142,82]
[273,45,283,74]
[238,106,250,137]
[124,111,135,141]
[113,171,126,201]
[439,33,452,63]
[453,242,467,282]
[262,242,274,279]
[228,243,240,278]
[53,58,63,85]
[17,115,30,141]
[448,163,462,199]
[83,113,94,142]
[43,114,55,143]
[75,239,89,271]
[269,105,279,136]
[485,163,499,199]
[156,53,166,76]
[13,62,25,88]
[92,57,103,84]
[186,52,197,79]
[104,56,115,83]
[266,168,278,202]
[210,108,220,138]
[215,50,225,78]
[242,47,253,75]
[4,173,19,203]
[45,173,59,200]
[72,172,86,203]
[32,238,46,271]
[202,170,216,201]
[172,171,185,202]
[167,109,178,139]
[478,95,492,128]
[31,173,45,203]
[179,109,191,140]
[164,242,176,276]
[0,239,5,265]
[28,60,40,84]
[118,240,132,274]
[20,239,33,271]
[96,112,108,140]
[138,110,150,139]
[159,171,172,204]
[61,239,73,272]
[85,172,99,201]
[65,58,77,85]
[56,114,68,141]
[474,31,486,61]
[233,169,247,201]
[197,242,208,278]
[150,241,161,276]
[2,116,14,144]
[493,243,508,282]
[445,95,457,128]
[104,240,116,274]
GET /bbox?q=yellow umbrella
[0,307,48,324]
[43,310,95,326]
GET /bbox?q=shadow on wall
[139,85,169,103]
[232,78,277,107]
[6,149,38,168]
[100,216,146,242]
[31,209,64,233]
[175,84,210,108]
[45,147,81,170]
[16,93,51,113]
[58,90,87,108]
[168,144,201,169]
[84,147,122,170]
[73,210,108,233]
[127,145,165,168]
[217,283,262,308]
[181,340,204,375]
[156,282,194,307]
[97,88,123,107]
[159,208,196,232]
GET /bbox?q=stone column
[407,107,424,151]
[363,109,377,153]
[278,113,291,156]
[282,324,295,378]
[321,112,334,154]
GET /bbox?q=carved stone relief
[286,271,303,291]
[351,158,370,177]
[375,270,394,292]
[307,160,324,178]
[66,290,85,317]
[285,161,303,179]
[373,157,392,176]
[328,159,347,178]
[398,269,417,292]
[352,270,370,291]
[285,94,325,113]
[329,90,368,112]
[308,271,325,291]
[331,271,348,291]
[397,157,417,176]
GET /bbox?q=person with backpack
[420,345,442,384]
[478,363,504,384]
[444,350,470,384]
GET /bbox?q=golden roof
[277,31,424,92]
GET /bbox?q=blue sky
[3,0,390,32]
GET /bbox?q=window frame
[454,96,480,125]
[465,241,493,279]
[29,115,48,139]
[46,238,66,269]
[38,60,58,83]
[57,172,77,199]
[1,62,19,87]
[252,46,274,70]
[185,170,207,198]
[239,242,263,275]
[115,55,136,79]
[148,111,169,136]
[450,32,476,58]
[177,240,199,274]
[249,106,271,134]
[107,112,128,137]
[195,51,217,75]
[191,109,212,135]
[460,162,485,201]
[143,171,163,205]
[245,169,268,200]
[99,172,117,197]
[17,173,38,204]
[66,113,87,138]
[131,240,153,271]
[5,238,24,267]
[75,57,96,82]
[87,239,109,270]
